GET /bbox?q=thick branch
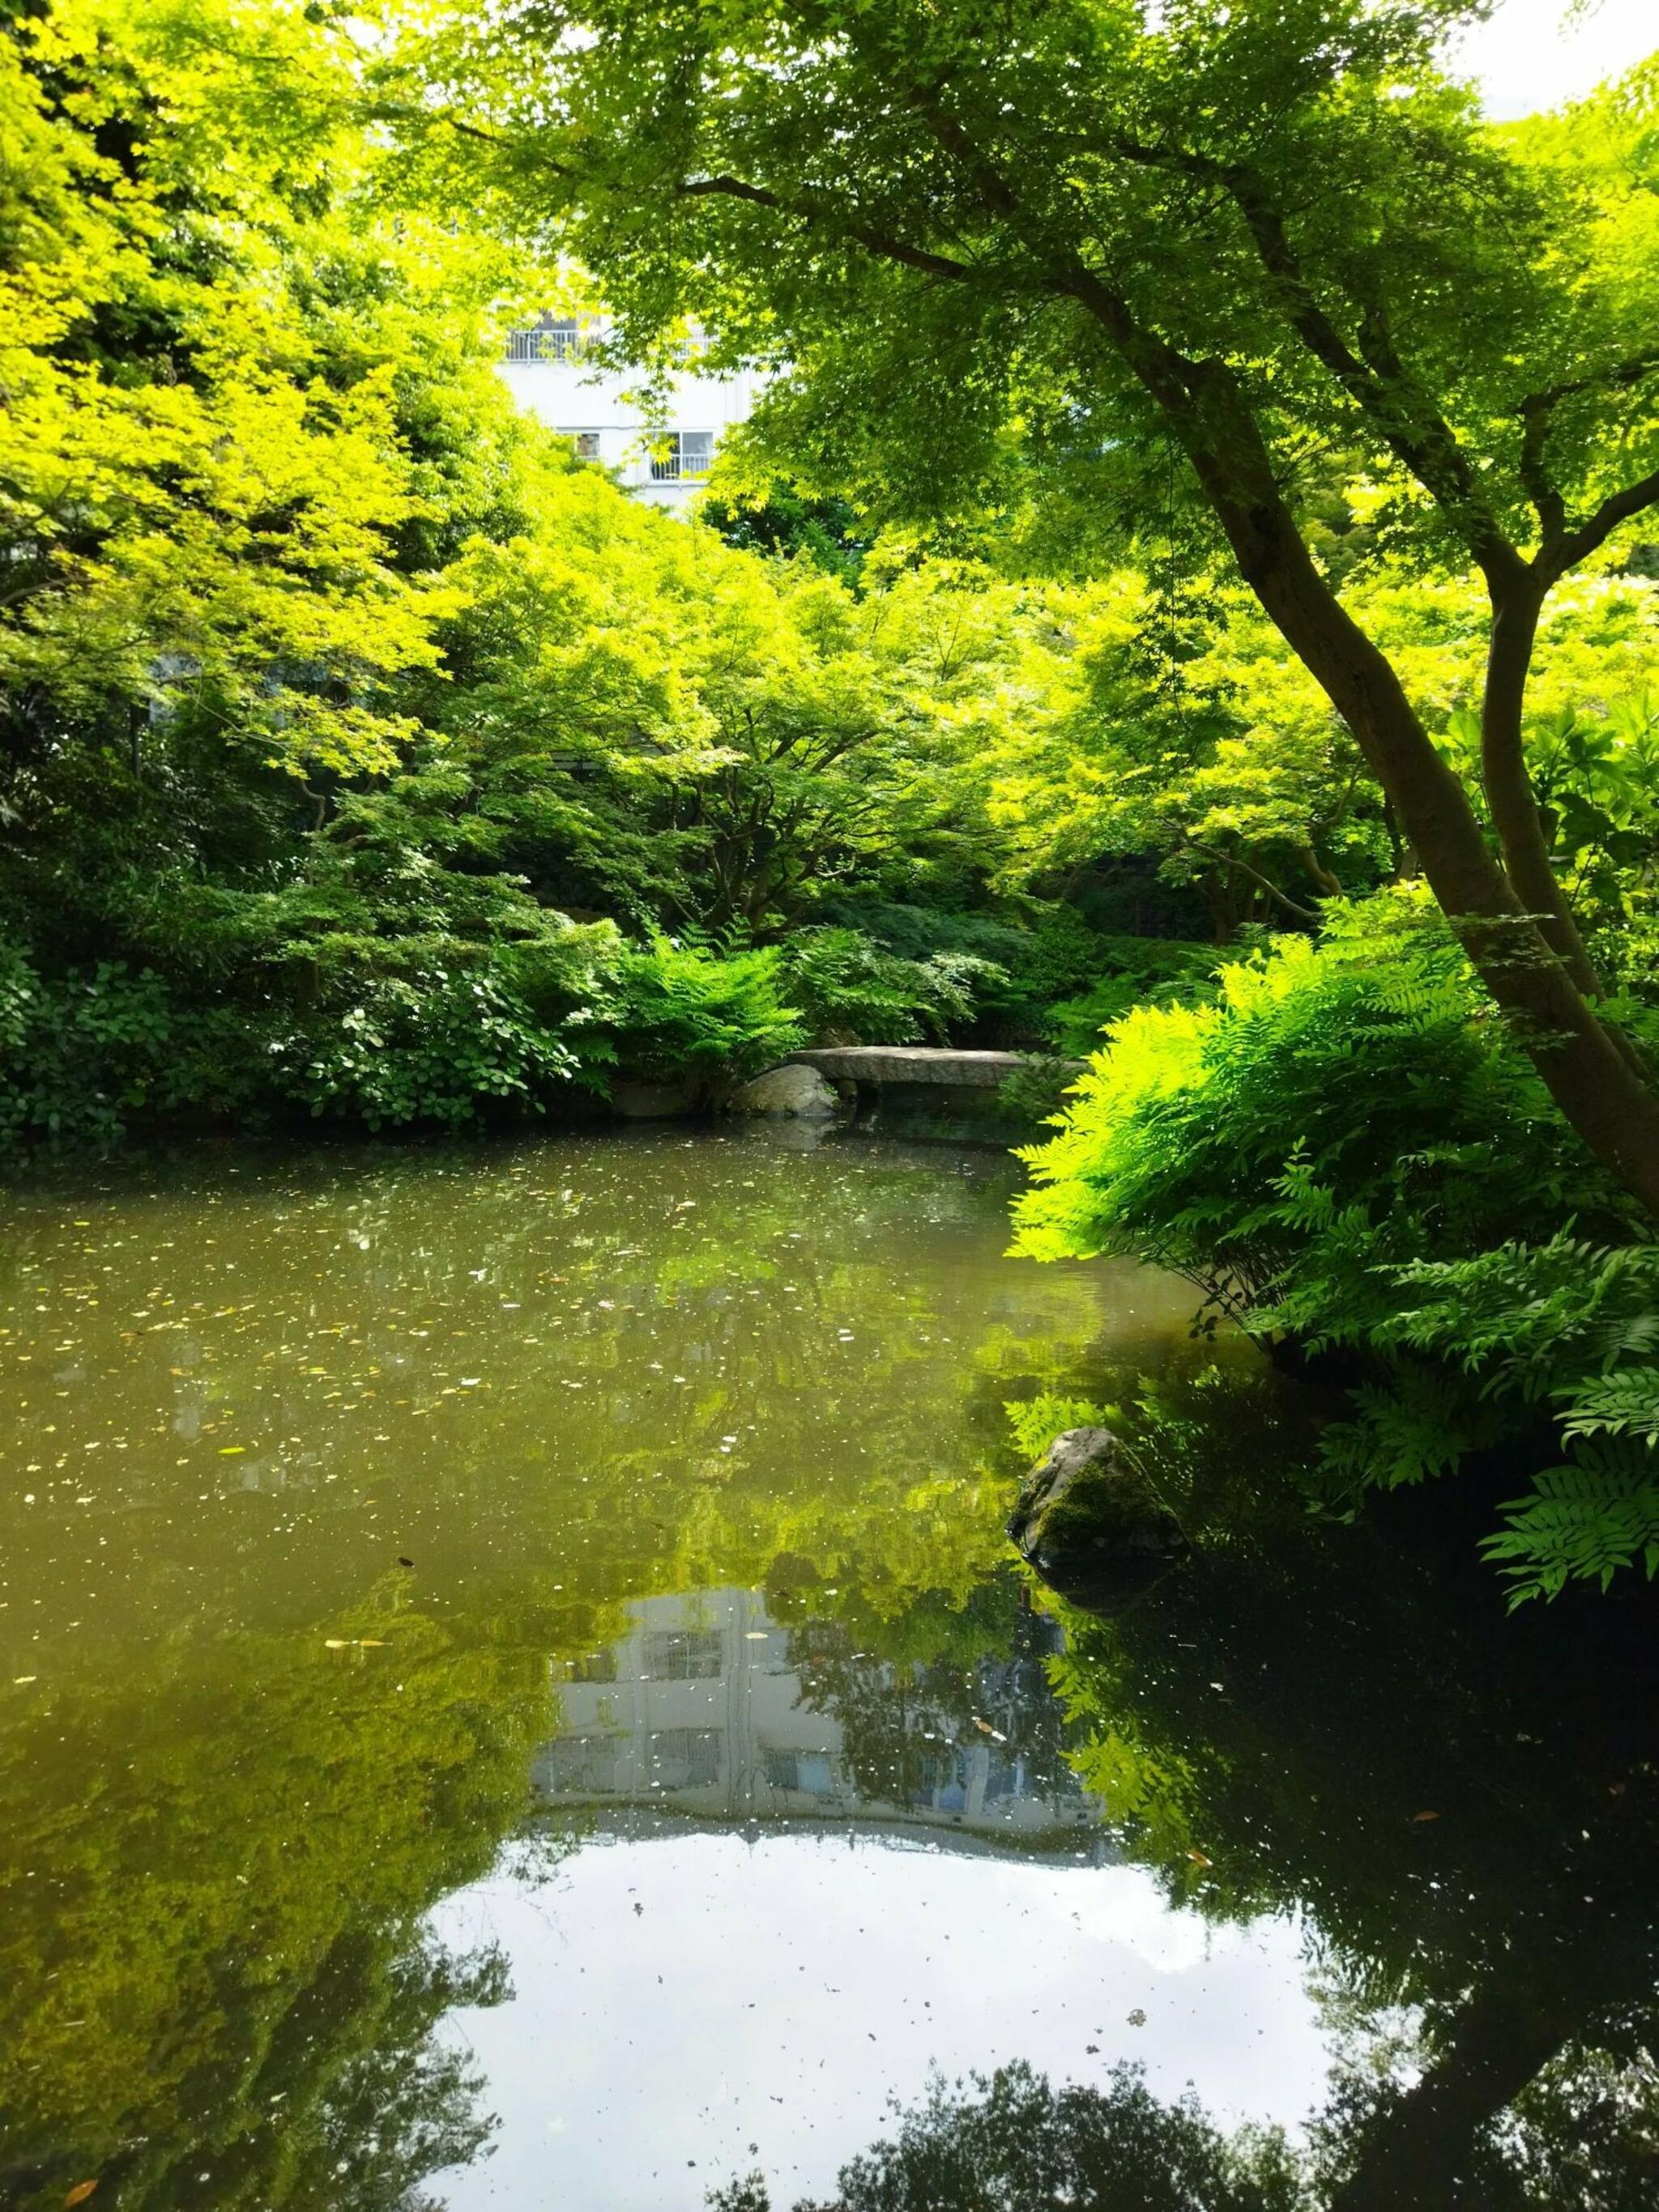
[1182,841,1318,922]
[1550,466,1659,579]
[676,174,978,283]
[1516,354,1659,554]
[1234,198,1523,586]
[1517,394,1569,544]
[1111,139,1524,586]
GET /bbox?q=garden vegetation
[3,0,1659,1594]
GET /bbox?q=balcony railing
[649,433,714,482]
[505,324,710,371]
[503,322,594,364]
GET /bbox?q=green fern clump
[1043,938,1219,1055]
[1011,888,1657,1600]
[1482,1447,1659,1600]
[1013,889,1596,1312]
[1371,1237,1659,1598]
[594,937,806,1099]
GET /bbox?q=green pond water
[1,1128,1654,2211]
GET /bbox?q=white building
[499,314,763,512]
[534,1587,1108,1858]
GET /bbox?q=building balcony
[504,320,594,364]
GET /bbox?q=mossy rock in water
[1007,1427,1188,1611]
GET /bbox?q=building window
[571,431,603,461]
[649,430,714,483]
[645,1628,723,1681]
[650,1728,721,1789]
[763,1749,836,1796]
[503,317,591,364]
[543,1736,620,1793]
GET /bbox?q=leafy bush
[275,968,579,1131]
[821,899,1211,1046]
[1012,889,1657,1598]
[0,950,176,1158]
[778,925,1004,1044]
[995,1055,1086,1129]
[593,939,805,1099]
[824,899,1032,974]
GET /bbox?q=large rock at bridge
[730,1063,841,1118]
[1008,1427,1188,1610]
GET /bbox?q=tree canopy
[400,0,1659,1207]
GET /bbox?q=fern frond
[1482,1441,1659,1603]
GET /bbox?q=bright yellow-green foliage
[3,0,1152,1140]
[0,0,510,777]
[978,566,1659,932]
[432,493,1045,930]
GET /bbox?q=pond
[1,1129,1654,2211]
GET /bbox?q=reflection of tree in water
[709,2060,1304,2211]
[1043,1485,1659,2210]
[294,1941,508,2212]
[779,1573,1085,1819]
[100,1933,507,2212]
[709,2031,1659,2210]
[719,1426,1659,2210]
[0,1589,557,2212]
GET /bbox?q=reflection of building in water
[534,1588,1106,1856]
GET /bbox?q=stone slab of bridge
[783,1046,1082,1090]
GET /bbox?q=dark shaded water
[1,1130,1654,2210]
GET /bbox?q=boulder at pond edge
[1008,1426,1188,1610]
[729,1064,841,1118]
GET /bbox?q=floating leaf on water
[323,1639,349,1649]
[64,2184,100,2207]
[1187,1850,1213,1867]
[1413,1809,1441,1822]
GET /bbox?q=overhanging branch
[1550,467,1659,579]
[676,173,979,283]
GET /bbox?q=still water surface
[1,1130,1655,2210]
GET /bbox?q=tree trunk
[1166,368,1659,1218]
[1328,1988,1567,2212]
[1265,555,1659,1217]
[1482,585,1607,1000]
[1297,840,1342,898]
